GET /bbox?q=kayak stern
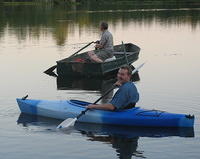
[179,115,194,127]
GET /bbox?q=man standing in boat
[87,65,139,110]
[88,22,114,62]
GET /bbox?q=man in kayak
[88,22,114,63]
[87,65,139,110]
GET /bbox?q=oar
[44,41,94,74]
[69,41,94,58]
[57,62,145,130]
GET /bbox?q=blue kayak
[16,98,194,128]
[17,113,194,138]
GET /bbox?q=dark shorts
[94,49,114,61]
[124,103,136,109]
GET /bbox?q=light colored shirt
[110,82,139,110]
[100,30,114,51]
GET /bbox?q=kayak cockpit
[69,100,91,107]
[68,99,140,112]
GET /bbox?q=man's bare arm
[87,103,115,111]
[95,44,104,49]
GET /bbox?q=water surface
[0,3,200,159]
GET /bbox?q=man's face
[100,25,104,31]
[117,68,131,84]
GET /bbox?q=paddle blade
[44,65,57,74]
[132,62,145,75]
[57,118,77,129]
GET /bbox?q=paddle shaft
[76,62,145,120]
[44,41,94,73]
[76,85,116,119]
[57,62,145,129]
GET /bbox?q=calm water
[0,3,200,159]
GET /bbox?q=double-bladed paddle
[57,62,145,130]
[44,41,94,74]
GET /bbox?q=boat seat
[114,51,132,55]
[104,56,116,62]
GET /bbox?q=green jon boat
[56,43,140,77]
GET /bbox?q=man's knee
[88,51,95,56]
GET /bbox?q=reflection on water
[56,72,140,90]
[57,76,116,91]
[86,136,141,159]
[45,72,140,103]
[17,113,194,159]
[0,5,200,46]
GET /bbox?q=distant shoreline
[1,0,200,6]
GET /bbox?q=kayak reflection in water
[87,65,139,110]
[84,134,144,159]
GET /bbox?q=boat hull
[56,43,140,77]
[16,99,194,128]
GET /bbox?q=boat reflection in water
[17,113,194,159]
[61,72,139,103]
[46,70,140,103]
[56,71,140,91]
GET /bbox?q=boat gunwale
[56,51,139,65]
